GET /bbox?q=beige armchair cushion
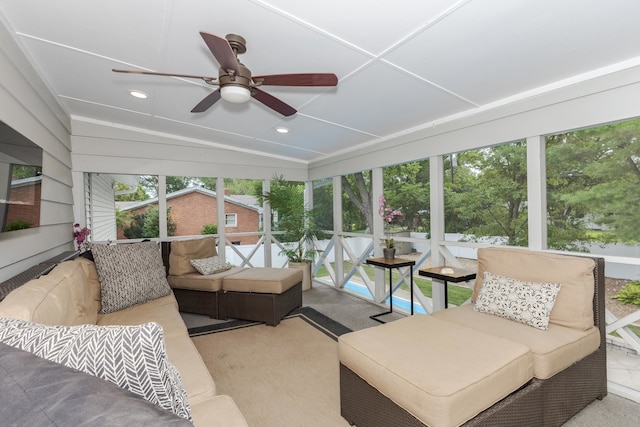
[339,315,533,427]
[473,247,595,330]
[433,304,600,379]
[169,237,217,276]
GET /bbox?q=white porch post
[216,177,226,260]
[263,179,272,267]
[527,136,547,251]
[430,156,446,312]
[158,175,167,240]
[372,167,386,302]
[333,175,344,288]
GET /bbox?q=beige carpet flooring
[192,317,351,427]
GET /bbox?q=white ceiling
[2,0,640,163]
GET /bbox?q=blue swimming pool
[344,281,426,315]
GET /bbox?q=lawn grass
[315,262,473,306]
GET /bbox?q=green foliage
[312,179,334,231]
[114,182,149,202]
[263,176,325,262]
[341,172,372,232]
[612,282,640,306]
[122,206,176,238]
[201,223,218,235]
[550,119,640,244]
[11,165,41,180]
[383,161,430,232]
[444,144,529,246]
[122,212,145,239]
[4,220,32,231]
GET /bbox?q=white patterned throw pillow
[0,318,192,421]
[474,271,561,330]
[190,256,232,275]
[91,242,171,314]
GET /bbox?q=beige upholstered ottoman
[339,315,535,427]
[221,268,303,326]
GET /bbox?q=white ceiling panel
[301,61,473,136]
[253,0,465,55]
[1,0,640,164]
[384,0,640,104]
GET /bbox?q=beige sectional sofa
[0,247,248,426]
[339,247,607,427]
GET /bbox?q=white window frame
[225,213,237,227]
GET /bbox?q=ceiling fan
[113,32,338,117]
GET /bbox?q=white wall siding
[89,174,117,242]
[0,22,73,282]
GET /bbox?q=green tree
[383,161,430,231]
[557,120,640,243]
[122,206,177,238]
[123,212,145,239]
[445,143,529,246]
[341,172,372,232]
[11,165,41,180]
[137,176,193,197]
[114,182,149,202]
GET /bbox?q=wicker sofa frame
[340,256,607,427]
[160,241,302,326]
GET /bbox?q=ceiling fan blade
[199,32,240,74]
[252,73,338,87]
[112,69,218,84]
[191,89,222,113]
[251,87,296,117]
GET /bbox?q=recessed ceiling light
[129,90,148,99]
[276,127,289,134]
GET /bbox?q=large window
[444,142,528,246]
[546,118,640,253]
[341,171,371,233]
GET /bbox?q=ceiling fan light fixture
[220,85,251,103]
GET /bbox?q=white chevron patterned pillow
[0,318,191,421]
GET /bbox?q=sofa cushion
[338,315,533,427]
[433,304,601,379]
[97,294,187,337]
[0,342,192,426]
[473,247,596,330]
[222,268,303,294]
[0,258,100,325]
[190,256,232,275]
[164,333,218,406]
[168,267,244,292]
[474,271,561,330]
[169,237,217,276]
[92,242,171,314]
[0,318,191,421]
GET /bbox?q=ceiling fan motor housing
[219,63,252,89]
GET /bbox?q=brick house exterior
[4,177,41,230]
[117,187,261,244]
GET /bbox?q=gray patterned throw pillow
[190,255,232,275]
[474,271,562,330]
[0,318,191,421]
[91,242,171,314]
